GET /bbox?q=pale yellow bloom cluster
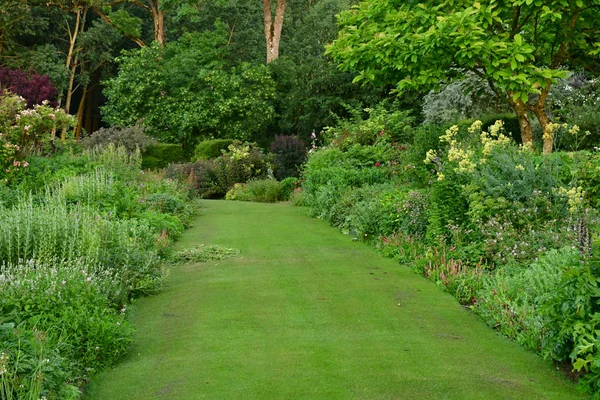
[424,149,438,164]
[448,147,476,173]
[440,125,459,146]
[515,164,525,171]
[555,186,585,214]
[569,125,580,136]
[542,122,567,141]
[468,120,482,135]
[480,120,511,157]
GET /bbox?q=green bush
[82,125,155,153]
[0,321,79,399]
[0,261,134,386]
[142,143,186,169]
[166,142,272,198]
[193,139,234,160]
[226,179,283,203]
[280,177,299,201]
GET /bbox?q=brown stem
[75,85,88,140]
[508,92,534,151]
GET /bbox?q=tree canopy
[327,0,600,153]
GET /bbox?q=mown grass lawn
[84,200,586,400]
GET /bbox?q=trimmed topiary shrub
[193,139,235,160]
[142,144,186,169]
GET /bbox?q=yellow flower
[515,164,525,171]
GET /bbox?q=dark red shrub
[0,67,58,108]
[270,135,307,180]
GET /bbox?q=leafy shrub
[280,177,299,201]
[13,152,94,194]
[549,73,600,149]
[0,91,75,182]
[323,101,415,148]
[474,248,579,351]
[102,28,275,145]
[142,143,186,169]
[421,73,511,125]
[85,144,142,182]
[82,125,155,153]
[137,211,185,239]
[225,179,283,203]
[193,139,234,160]
[270,135,307,180]
[0,67,58,107]
[0,321,79,399]
[0,261,133,384]
[166,142,272,198]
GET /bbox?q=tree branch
[92,7,146,47]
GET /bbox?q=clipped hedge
[142,143,185,169]
[193,139,234,161]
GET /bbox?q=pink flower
[375,162,381,167]
[23,162,29,167]
[61,280,66,285]
[49,114,56,120]
[24,125,30,132]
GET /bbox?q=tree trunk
[508,93,534,151]
[75,85,88,140]
[530,83,553,154]
[262,0,286,63]
[62,7,87,139]
[150,0,165,46]
[58,7,83,108]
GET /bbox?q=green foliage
[193,139,234,160]
[323,101,415,149]
[0,90,75,183]
[166,141,272,199]
[422,74,511,125]
[142,143,186,169]
[327,0,598,101]
[102,26,276,147]
[0,142,200,398]
[0,321,78,400]
[225,179,283,203]
[0,261,134,384]
[83,125,155,153]
[280,177,299,201]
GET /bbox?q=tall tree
[327,0,600,153]
[262,0,286,63]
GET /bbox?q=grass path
[84,200,586,400]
